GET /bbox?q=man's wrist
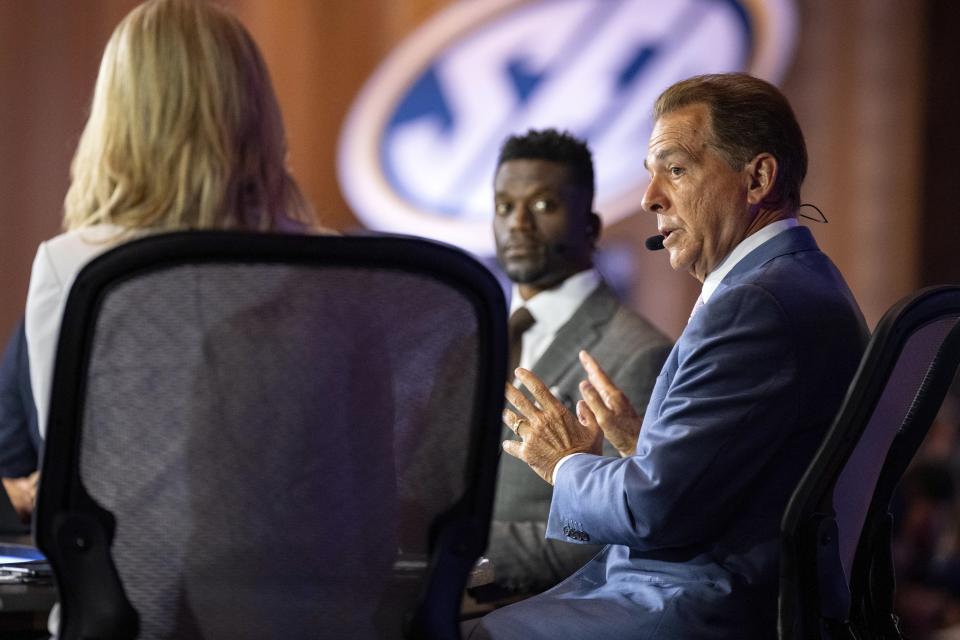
[551,452,584,484]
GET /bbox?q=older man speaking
[469,73,869,639]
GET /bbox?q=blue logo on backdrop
[338,0,797,254]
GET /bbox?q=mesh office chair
[779,285,960,639]
[34,231,507,640]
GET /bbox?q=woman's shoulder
[35,224,128,284]
[41,223,126,251]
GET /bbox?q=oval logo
[338,0,797,254]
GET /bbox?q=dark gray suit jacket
[486,282,671,596]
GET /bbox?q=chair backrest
[34,231,507,640]
[779,285,960,639]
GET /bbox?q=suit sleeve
[484,519,602,593]
[485,333,671,593]
[0,321,39,476]
[547,284,799,550]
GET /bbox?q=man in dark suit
[483,129,671,599]
[468,74,869,638]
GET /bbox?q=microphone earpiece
[645,235,665,251]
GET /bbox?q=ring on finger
[514,416,529,439]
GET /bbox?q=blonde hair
[64,0,313,232]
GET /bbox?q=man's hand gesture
[576,350,644,458]
[502,368,603,484]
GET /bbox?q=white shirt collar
[510,268,601,332]
[700,218,798,303]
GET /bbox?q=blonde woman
[26,0,316,437]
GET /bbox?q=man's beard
[503,259,549,284]
[497,240,576,288]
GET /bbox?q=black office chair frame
[34,230,508,640]
[780,285,960,639]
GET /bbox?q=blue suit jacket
[479,227,868,639]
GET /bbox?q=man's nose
[508,203,535,230]
[641,178,668,214]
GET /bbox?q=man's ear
[745,153,778,206]
[587,212,602,243]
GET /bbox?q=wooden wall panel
[785,0,924,328]
[0,1,139,341]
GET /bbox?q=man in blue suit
[467,73,869,638]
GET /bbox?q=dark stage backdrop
[0,0,942,344]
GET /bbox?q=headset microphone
[645,235,665,251]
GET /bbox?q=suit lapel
[530,283,619,388]
[714,225,819,298]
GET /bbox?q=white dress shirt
[551,218,799,483]
[510,268,602,371]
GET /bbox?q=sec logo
[338,0,797,254]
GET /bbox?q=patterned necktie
[507,307,536,382]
